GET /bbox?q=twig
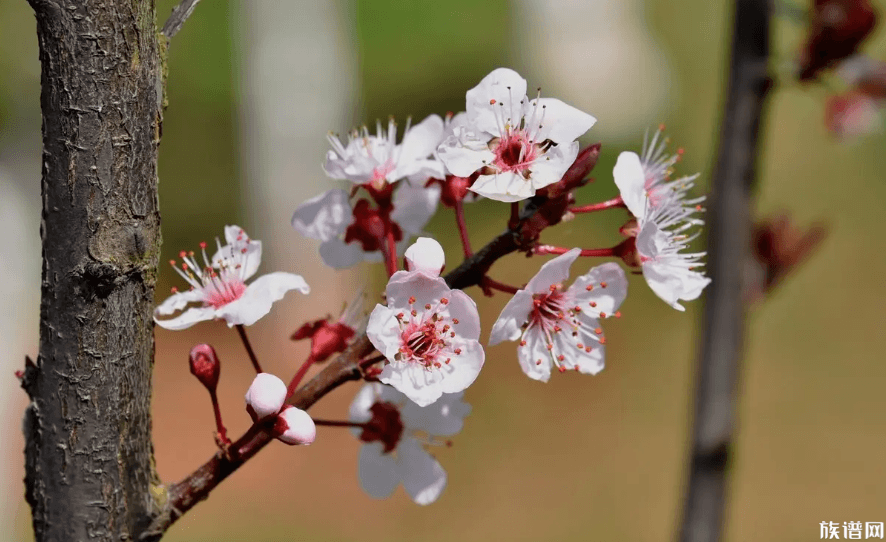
[161,0,201,39]
[140,191,555,540]
[676,1,773,541]
[235,324,263,374]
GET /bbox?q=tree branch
[676,1,773,541]
[161,0,201,39]
[140,191,557,539]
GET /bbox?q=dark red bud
[799,0,877,81]
[189,344,220,392]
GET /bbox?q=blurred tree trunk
[22,1,163,540]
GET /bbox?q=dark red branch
[570,196,625,214]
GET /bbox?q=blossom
[273,405,317,446]
[489,251,627,382]
[155,226,310,330]
[348,382,470,505]
[366,239,484,407]
[404,237,445,276]
[244,372,288,421]
[437,68,596,202]
[325,115,445,188]
[292,184,440,269]
[613,129,710,310]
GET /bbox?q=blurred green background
[2,0,886,540]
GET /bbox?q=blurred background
[2,0,886,540]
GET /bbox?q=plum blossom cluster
[154,67,711,507]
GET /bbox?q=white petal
[446,289,482,341]
[613,151,648,219]
[469,171,535,203]
[436,130,494,177]
[212,236,263,282]
[391,183,440,235]
[399,439,447,506]
[437,339,484,396]
[488,290,533,346]
[154,306,216,331]
[358,442,400,500]
[216,272,310,327]
[466,68,528,137]
[349,382,381,424]
[527,141,579,191]
[527,97,596,144]
[379,361,448,408]
[569,262,629,316]
[154,289,203,316]
[516,327,552,382]
[223,225,248,245]
[291,189,352,242]
[319,238,365,269]
[525,248,581,294]
[404,237,445,277]
[244,373,287,420]
[275,406,316,445]
[398,114,445,166]
[572,314,607,375]
[384,271,451,310]
[366,305,403,362]
[643,261,710,311]
[400,391,471,437]
[399,159,447,185]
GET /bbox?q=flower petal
[569,262,629,317]
[384,271,451,310]
[488,290,534,345]
[391,183,440,235]
[613,151,647,219]
[379,361,448,407]
[398,114,445,166]
[291,189,352,242]
[319,238,365,269]
[438,339,484,396]
[216,272,310,327]
[366,305,403,362]
[527,97,596,144]
[436,130,494,177]
[469,171,535,203]
[446,289,481,341]
[358,442,400,500]
[525,248,581,294]
[466,68,528,138]
[154,306,216,330]
[527,141,579,192]
[399,438,447,506]
[154,289,203,316]
[516,327,553,382]
[400,391,471,437]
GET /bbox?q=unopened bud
[189,344,220,392]
[244,373,287,421]
[404,237,445,277]
[272,405,316,445]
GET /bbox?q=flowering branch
[141,187,570,539]
[676,1,772,541]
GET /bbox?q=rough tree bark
[677,0,772,541]
[21,1,163,540]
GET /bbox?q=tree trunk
[22,1,163,540]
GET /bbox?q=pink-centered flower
[292,184,440,269]
[437,68,596,202]
[325,115,446,189]
[613,129,710,311]
[154,226,310,330]
[489,251,627,382]
[348,382,470,505]
[366,240,484,407]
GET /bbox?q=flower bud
[272,405,316,445]
[404,237,445,277]
[189,344,220,392]
[244,373,287,421]
[292,319,356,362]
